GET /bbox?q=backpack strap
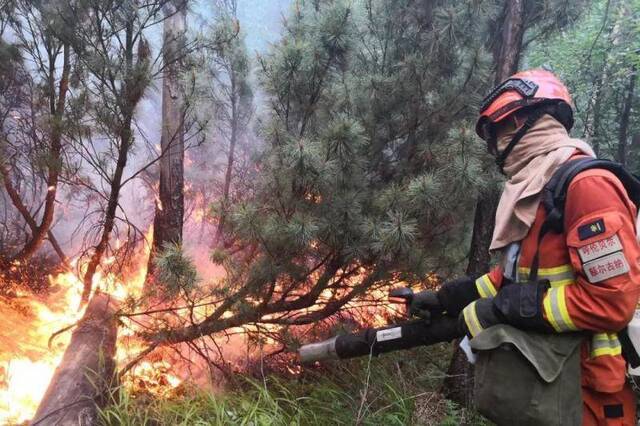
[529,158,640,282]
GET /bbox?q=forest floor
[99,344,492,426]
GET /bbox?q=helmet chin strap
[495,109,546,175]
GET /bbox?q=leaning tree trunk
[30,293,119,426]
[442,0,525,408]
[82,120,133,303]
[2,43,71,266]
[81,23,150,303]
[0,165,69,267]
[147,0,187,284]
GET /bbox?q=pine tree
[147,0,496,344]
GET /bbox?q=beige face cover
[490,114,596,252]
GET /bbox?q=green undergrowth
[100,344,492,425]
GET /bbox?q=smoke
[43,1,291,281]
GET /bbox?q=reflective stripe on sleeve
[591,333,622,357]
[463,302,484,337]
[475,274,497,298]
[518,264,575,287]
[542,285,578,332]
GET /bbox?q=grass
[99,344,492,425]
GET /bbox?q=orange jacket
[475,167,640,393]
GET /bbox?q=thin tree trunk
[147,0,187,283]
[583,72,606,155]
[214,73,238,245]
[82,23,142,303]
[442,0,525,408]
[616,65,636,166]
[590,80,606,156]
[82,123,133,302]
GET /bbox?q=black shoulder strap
[529,158,640,282]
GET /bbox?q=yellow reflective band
[475,274,497,298]
[518,265,575,288]
[549,278,574,288]
[543,291,561,332]
[519,264,573,275]
[542,286,577,332]
[463,302,484,337]
[590,333,622,358]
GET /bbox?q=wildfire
[0,228,184,424]
[0,268,85,424]
[0,220,435,423]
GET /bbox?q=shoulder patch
[578,234,623,262]
[578,218,605,240]
[583,251,629,283]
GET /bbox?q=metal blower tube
[299,316,460,364]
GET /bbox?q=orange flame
[0,221,432,422]
[0,226,183,424]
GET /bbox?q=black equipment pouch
[470,325,584,426]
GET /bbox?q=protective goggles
[479,77,539,113]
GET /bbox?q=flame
[0,270,85,423]
[0,226,184,424]
[0,217,434,422]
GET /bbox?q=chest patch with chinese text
[583,251,629,283]
[578,218,606,240]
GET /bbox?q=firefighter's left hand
[493,280,553,332]
[458,298,502,338]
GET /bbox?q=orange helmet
[475,69,574,141]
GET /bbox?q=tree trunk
[147,0,187,282]
[214,73,238,245]
[0,164,69,267]
[442,0,525,408]
[616,65,636,166]
[30,293,119,426]
[82,121,133,302]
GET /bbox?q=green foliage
[527,0,640,168]
[154,243,199,296]
[214,0,498,311]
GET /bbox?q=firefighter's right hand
[409,291,444,320]
[411,276,481,319]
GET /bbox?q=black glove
[408,290,443,320]
[492,280,552,333]
[458,298,502,338]
[437,276,480,316]
[409,276,480,320]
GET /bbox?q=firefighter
[411,69,640,425]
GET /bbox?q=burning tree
[137,0,493,351]
[48,0,203,303]
[147,0,189,284]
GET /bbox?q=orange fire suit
[473,167,640,425]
